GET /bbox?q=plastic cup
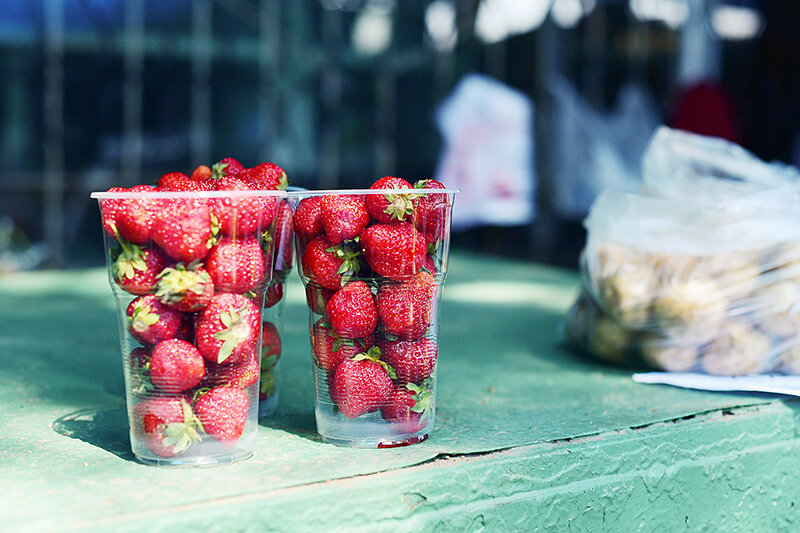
[91,188,284,466]
[289,186,458,447]
[258,197,294,418]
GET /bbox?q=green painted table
[2,253,798,532]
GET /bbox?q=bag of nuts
[566,128,800,375]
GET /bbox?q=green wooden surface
[0,253,794,532]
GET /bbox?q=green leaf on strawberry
[159,400,202,454]
[325,241,363,287]
[352,346,397,380]
[381,191,417,222]
[260,370,276,397]
[213,304,253,363]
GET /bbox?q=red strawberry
[190,165,212,181]
[242,162,288,190]
[413,179,449,244]
[206,236,265,294]
[112,243,170,296]
[293,196,324,243]
[306,285,335,315]
[311,319,370,372]
[329,348,395,418]
[378,337,437,384]
[132,396,201,457]
[300,235,361,291]
[422,253,438,275]
[109,185,158,244]
[365,176,415,223]
[149,338,206,393]
[272,199,294,273]
[326,281,378,339]
[129,347,153,395]
[320,194,370,244]
[211,176,277,238]
[99,186,128,237]
[265,281,283,308]
[260,323,282,400]
[204,348,259,389]
[261,321,282,363]
[380,383,433,428]
[157,171,189,190]
[359,222,427,281]
[212,157,245,179]
[194,386,250,442]
[195,293,260,364]
[166,179,214,192]
[127,294,187,346]
[376,271,437,340]
[152,198,213,262]
[155,262,215,312]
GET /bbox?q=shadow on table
[51,407,137,461]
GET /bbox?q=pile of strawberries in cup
[292,176,454,446]
[96,158,287,464]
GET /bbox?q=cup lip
[90,189,288,200]
[286,187,461,196]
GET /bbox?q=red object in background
[669,82,741,143]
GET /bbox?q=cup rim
[286,187,461,196]
[90,190,288,199]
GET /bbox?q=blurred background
[0,0,797,271]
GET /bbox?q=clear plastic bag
[566,127,800,375]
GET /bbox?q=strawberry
[293,196,324,243]
[242,162,288,190]
[300,235,362,291]
[265,281,283,308]
[112,242,170,296]
[112,185,158,243]
[359,222,427,281]
[99,186,128,237]
[329,348,395,418]
[326,281,378,339]
[126,294,187,346]
[306,285,335,315]
[132,396,201,457]
[129,347,153,395]
[365,176,415,223]
[311,319,371,372]
[155,262,215,312]
[194,386,250,442]
[149,338,206,393]
[378,337,437,384]
[157,171,189,190]
[166,179,214,192]
[413,179,449,244]
[320,194,370,244]
[260,323,282,401]
[272,199,294,273]
[211,176,277,238]
[204,348,259,389]
[212,157,245,179]
[380,383,433,428]
[152,197,213,262]
[195,293,260,364]
[376,271,437,340]
[190,165,212,181]
[206,236,265,294]
[261,321,282,362]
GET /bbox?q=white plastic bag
[567,128,800,375]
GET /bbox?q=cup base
[135,449,254,467]
[321,432,429,449]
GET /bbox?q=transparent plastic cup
[91,188,284,466]
[289,186,458,447]
[258,196,294,418]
